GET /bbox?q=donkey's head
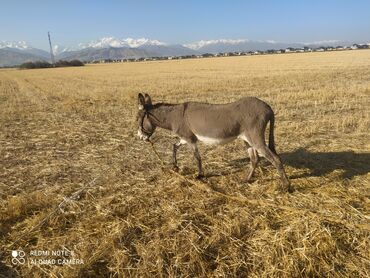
[137,93,156,141]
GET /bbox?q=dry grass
[0,50,369,277]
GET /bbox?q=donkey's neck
[148,103,179,131]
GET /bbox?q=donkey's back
[184,97,274,141]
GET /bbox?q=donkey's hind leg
[255,144,292,192]
[188,142,203,179]
[246,147,259,182]
[241,136,260,183]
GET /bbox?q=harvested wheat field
[0,50,369,277]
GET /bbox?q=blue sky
[1,0,369,49]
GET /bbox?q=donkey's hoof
[195,174,205,180]
[284,181,293,193]
[172,165,180,172]
[244,177,255,184]
[280,184,294,193]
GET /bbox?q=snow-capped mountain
[0,40,50,56]
[57,47,153,61]
[184,39,306,53]
[138,44,197,57]
[0,37,365,67]
[52,37,359,57]
[0,40,48,56]
[77,37,166,50]
[56,37,196,60]
[53,45,78,55]
[185,39,249,50]
[0,40,50,67]
[52,37,167,55]
[184,38,358,54]
[0,40,31,50]
[33,38,352,56]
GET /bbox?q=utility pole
[48,31,55,65]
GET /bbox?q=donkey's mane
[150,102,176,109]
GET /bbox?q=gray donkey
[137,93,292,192]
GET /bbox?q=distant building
[285,47,295,53]
[203,53,214,58]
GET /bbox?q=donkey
[136,93,292,192]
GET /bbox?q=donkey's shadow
[281,148,370,179]
[229,148,370,180]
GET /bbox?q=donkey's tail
[268,113,277,154]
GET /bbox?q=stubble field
[0,50,369,277]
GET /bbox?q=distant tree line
[19,60,84,69]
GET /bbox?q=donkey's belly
[195,134,237,145]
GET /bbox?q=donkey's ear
[138,93,145,110]
[144,93,152,105]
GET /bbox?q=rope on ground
[5,177,99,250]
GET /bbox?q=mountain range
[0,37,364,67]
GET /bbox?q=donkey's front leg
[172,143,180,171]
[172,139,186,172]
[189,143,203,179]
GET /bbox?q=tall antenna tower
[48,31,55,65]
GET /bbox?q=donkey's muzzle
[137,129,150,141]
